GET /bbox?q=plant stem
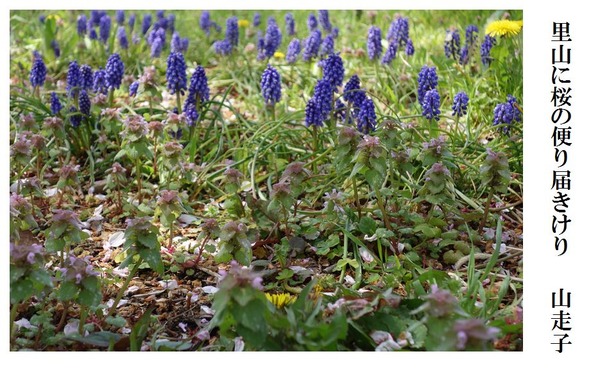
[352,177,362,219]
[79,306,88,335]
[136,158,143,203]
[374,188,392,231]
[106,262,140,319]
[478,190,494,235]
[9,302,19,346]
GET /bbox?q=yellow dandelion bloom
[238,19,250,28]
[265,292,297,309]
[485,20,523,38]
[274,51,285,59]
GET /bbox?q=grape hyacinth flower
[422,89,441,121]
[105,53,125,91]
[128,14,136,31]
[444,29,461,60]
[253,12,261,27]
[184,95,199,126]
[90,10,104,26]
[263,18,282,59]
[181,38,189,52]
[167,14,176,34]
[318,10,332,33]
[50,92,62,115]
[151,36,163,58]
[39,14,46,23]
[381,41,398,65]
[320,34,335,57]
[322,52,344,88]
[343,74,362,107]
[260,64,281,107]
[307,13,318,31]
[465,25,479,47]
[69,106,81,128]
[285,13,295,36]
[142,14,152,35]
[29,52,46,90]
[77,14,88,36]
[387,18,401,44]
[286,38,301,64]
[357,97,377,133]
[367,26,382,61]
[66,61,81,98]
[188,66,210,104]
[305,99,321,127]
[79,90,91,116]
[89,24,98,40]
[493,95,521,135]
[51,40,60,58]
[166,51,187,95]
[200,11,211,35]
[303,30,321,61]
[417,65,438,105]
[256,32,266,61]
[99,15,111,43]
[117,26,128,49]
[214,39,232,56]
[116,10,125,25]
[406,38,414,56]
[459,46,469,65]
[480,34,496,67]
[225,16,239,46]
[129,81,139,97]
[312,78,334,125]
[93,68,107,94]
[80,64,93,91]
[451,91,469,117]
[171,31,182,52]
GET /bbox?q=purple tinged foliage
[367,26,382,61]
[303,30,321,61]
[286,38,301,63]
[166,51,187,94]
[105,53,125,90]
[285,13,295,36]
[451,91,469,117]
[422,89,441,121]
[29,52,46,88]
[260,64,281,106]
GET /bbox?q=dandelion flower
[485,20,523,38]
[265,292,297,308]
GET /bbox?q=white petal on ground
[202,286,219,294]
[107,231,126,248]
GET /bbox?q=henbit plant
[214,221,253,266]
[156,190,184,248]
[44,209,89,267]
[478,148,511,234]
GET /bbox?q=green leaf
[233,286,257,307]
[105,315,127,328]
[57,280,80,302]
[11,279,34,304]
[358,216,377,235]
[130,306,155,351]
[45,237,66,253]
[138,247,163,274]
[78,278,102,307]
[137,232,158,249]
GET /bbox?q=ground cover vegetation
[9,9,523,351]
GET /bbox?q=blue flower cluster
[253,12,261,27]
[93,68,107,94]
[225,16,239,46]
[29,52,46,89]
[116,10,125,25]
[381,17,411,64]
[493,95,521,135]
[142,14,152,35]
[260,64,282,106]
[422,89,441,121]
[367,26,382,61]
[50,92,62,115]
[80,64,93,91]
[105,53,125,90]
[117,26,128,49]
[99,15,111,43]
[79,90,91,116]
[214,39,232,56]
[307,13,318,31]
[303,30,321,61]
[166,51,187,94]
[306,78,333,127]
[444,29,461,60]
[66,61,81,98]
[417,65,438,105]
[129,81,139,97]
[286,38,301,63]
[451,91,469,117]
[320,34,335,57]
[481,34,496,67]
[318,10,332,33]
[77,14,87,36]
[285,13,295,36]
[357,97,377,133]
[322,53,345,88]
[263,18,282,59]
